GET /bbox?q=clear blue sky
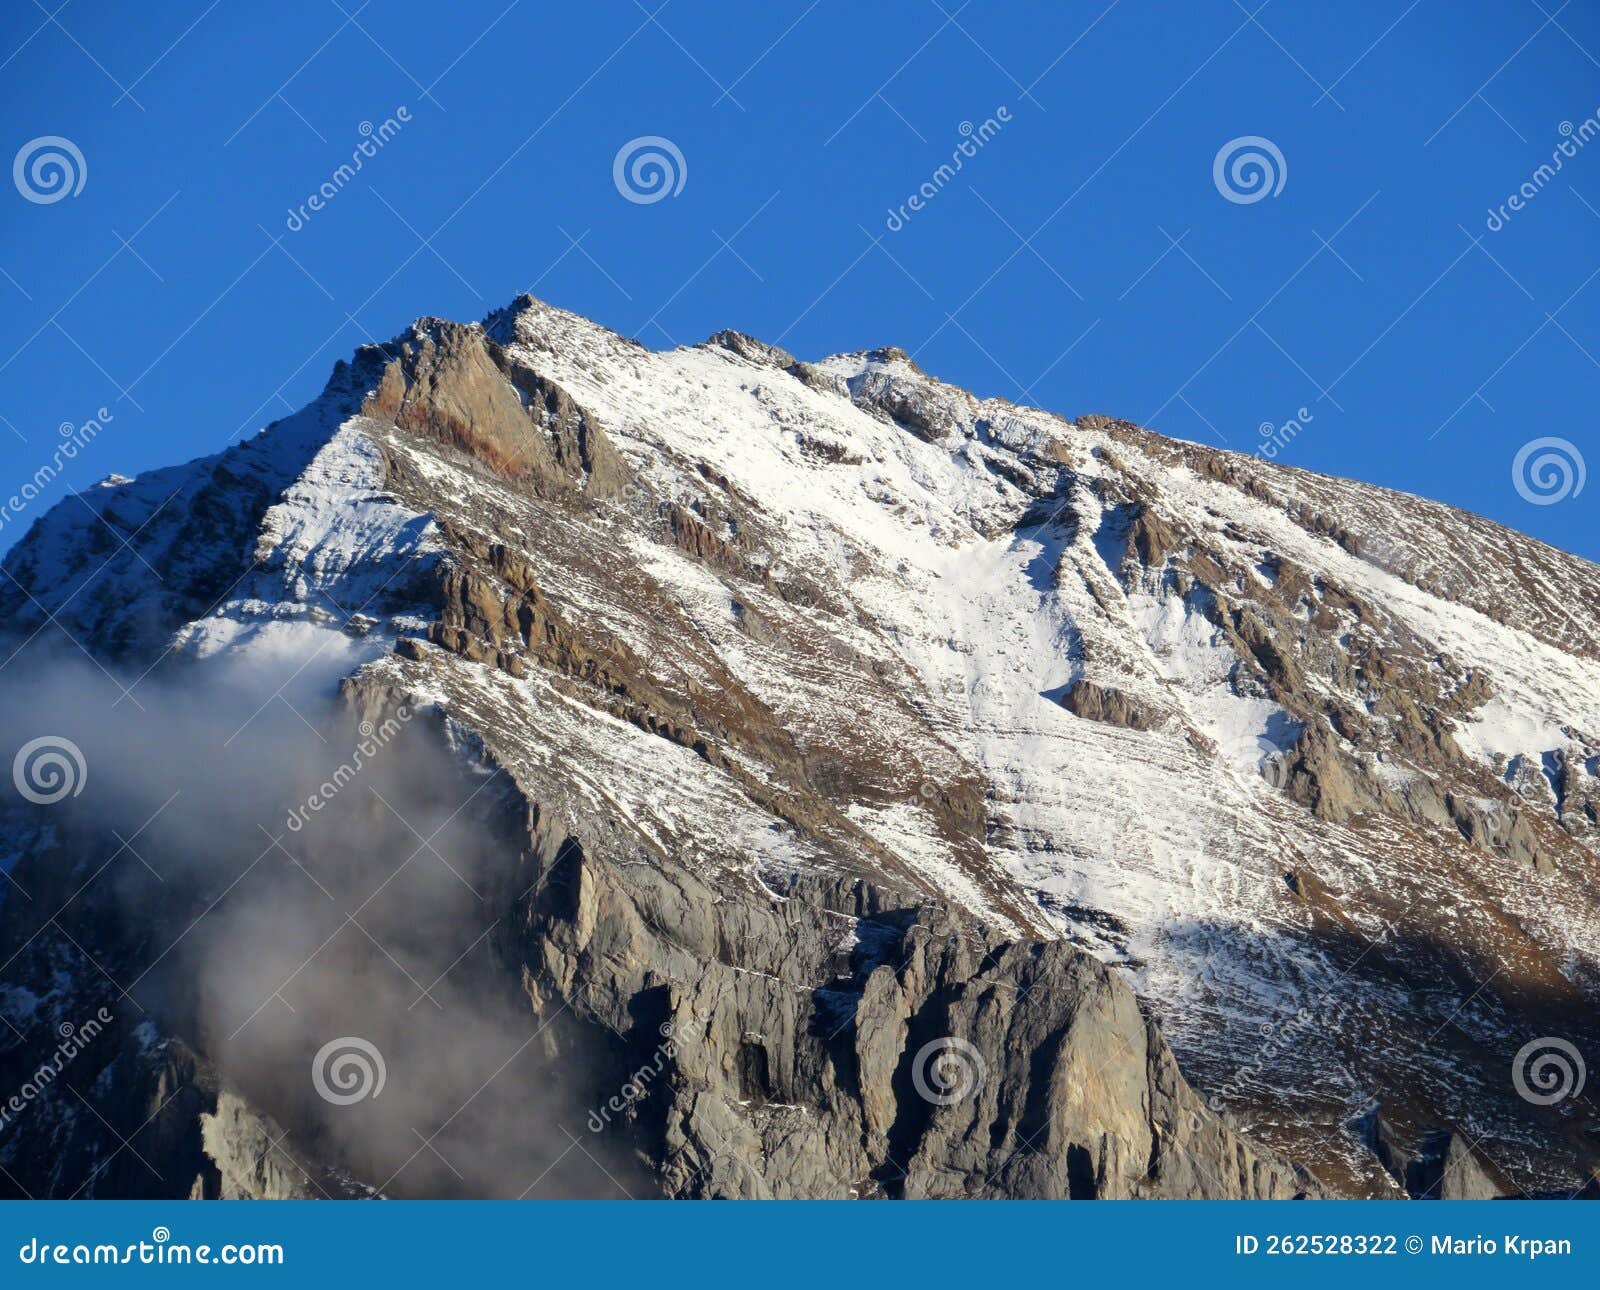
[2,0,1597,560]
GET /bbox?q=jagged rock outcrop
[0,1008,347,1200]
[1059,678,1163,731]
[508,831,1316,1198]
[193,1092,360,1200]
[358,313,630,498]
[1355,1109,1506,1200]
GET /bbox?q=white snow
[16,295,1599,1187]
[1453,695,1568,771]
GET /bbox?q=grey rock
[510,825,1321,1199]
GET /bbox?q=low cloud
[0,650,634,1197]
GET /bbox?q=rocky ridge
[2,294,1598,1197]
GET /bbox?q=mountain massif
[0,295,1596,1199]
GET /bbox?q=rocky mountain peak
[2,294,1597,1198]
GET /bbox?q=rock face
[2,294,1599,1198]
[1356,1111,1506,1200]
[512,845,1316,1198]
[0,1008,353,1200]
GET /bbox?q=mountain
[0,294,1595,1199]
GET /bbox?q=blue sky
[1,0,1597,560]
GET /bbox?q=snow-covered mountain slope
[2,295,1597,1197]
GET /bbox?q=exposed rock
[361,316,629,498]
[1355,1109,1507,1200]
[195,1091,360,1200]
[1060,678,1163,731]
[4,292,1600,1200]
[510,830,1320,1199]
[1410,1130,1507,1200]
[706,329,796,369]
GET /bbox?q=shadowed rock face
[1355,1110,1507,1200]
[0,701,1313,1199]
[2,294,1598,1198]
[503,822,1318,1199]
